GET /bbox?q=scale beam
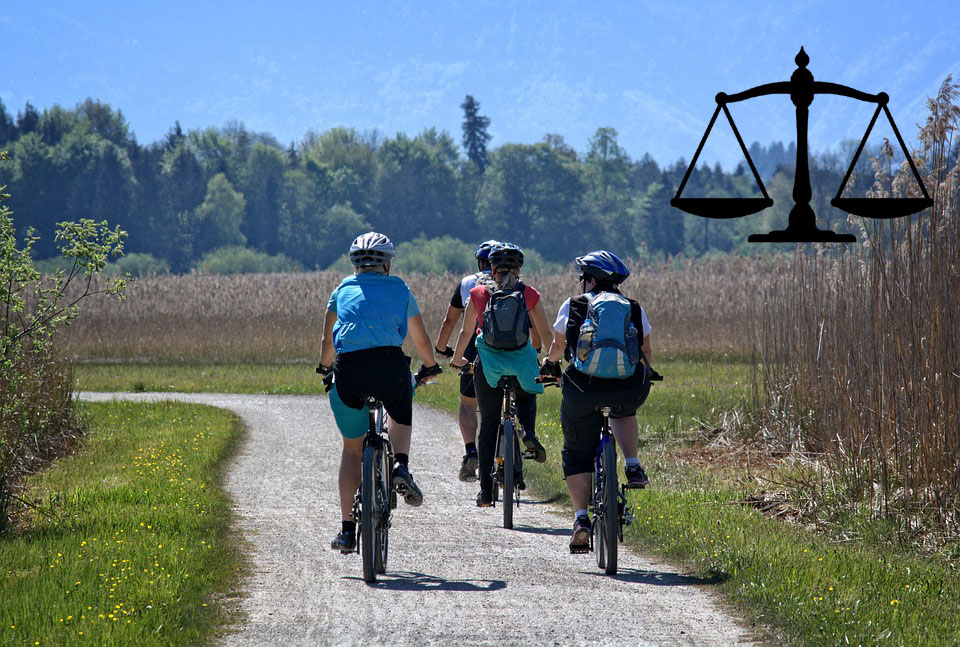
[671,47,932,243]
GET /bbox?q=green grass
[0,401,246,647]
[72,359,960,645]
[75,362,325,395]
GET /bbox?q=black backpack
[481,284,530,350]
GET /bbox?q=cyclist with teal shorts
[433,240,498,482]
[540,250,652,553]
[319,232,442,553]
[451,243,553,507]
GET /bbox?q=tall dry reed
[62,257,779,362]
[755,77,960,540]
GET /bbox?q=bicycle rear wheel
[361,443,378,583]
[600,440,618,575]
[502,419,515,529]
[594,473,605,570]
[374,443,390,574]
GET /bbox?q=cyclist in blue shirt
[319,232,441,553]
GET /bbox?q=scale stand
[671,48,932,243]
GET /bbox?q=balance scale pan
[670,197,773,219]
[831,197,933,220]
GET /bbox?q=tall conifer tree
[460,95,492,174]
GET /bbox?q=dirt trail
[80,392,760,646]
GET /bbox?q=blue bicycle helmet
[575,250,630,284]
[475,240,500,260]
[488,242,524,269]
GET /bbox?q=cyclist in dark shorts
[319,232,441,552]
[433,240,498,482]
[540,250,652,552]
[451,243,553,507]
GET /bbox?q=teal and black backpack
[573,292,640,378]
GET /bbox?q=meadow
[0,401,245,646]
[57,239,960,645]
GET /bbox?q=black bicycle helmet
[349,231,395,267]
[488,242,524,269]
[575,250,630,284]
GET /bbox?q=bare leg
[387,415,412,455]
[610,415,640,461]
[565,472,592,511]
[458,395,478,445]
[338,436,364,521]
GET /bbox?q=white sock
[625,457,640,467]
[574,509,588,522]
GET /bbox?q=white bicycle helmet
[349,232,395,267]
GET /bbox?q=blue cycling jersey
[327,273,420,354]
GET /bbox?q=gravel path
[80,392,760,646]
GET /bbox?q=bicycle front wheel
[361,443,378,583]
[502,420,515,529]
[600,440,618,575]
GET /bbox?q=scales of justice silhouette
[670,48,933,243]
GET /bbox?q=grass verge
[73,359,960,645]
[0,400,246,647]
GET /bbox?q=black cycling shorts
[560,365,650,477]
[334,346,413,426]
[458,341,478,398]
[459,370,476,398]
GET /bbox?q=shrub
[393,236,475,274]
[195,246,303,274]
[105,252,170,277]
[1,151,126,531]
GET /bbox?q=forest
[0,95,892,274]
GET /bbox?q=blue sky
[4,1,959,168]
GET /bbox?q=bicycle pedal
[522,450,537,460]
[570,545,591,555]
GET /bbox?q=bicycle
[321,362,441,583]
[492,374,527,530]
[588,403,629,573]
[354,396,395,583]
[541,367,662,575]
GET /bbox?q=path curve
[79,392,760,646]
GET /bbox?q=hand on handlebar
[415,363,443,386]
[450,360,472,376]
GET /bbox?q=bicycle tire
[361,443,377,583]
[594,472,605,570]
[502,419,515,529]
[375,443,390,574]
[601,440,618,575]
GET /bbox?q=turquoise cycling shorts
[330,382,369,439]
[329,378,418,439]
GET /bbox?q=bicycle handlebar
[535,367,664,386]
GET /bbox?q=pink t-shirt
[469,284,540,334]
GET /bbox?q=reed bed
[755,77,960,543]
[61,256,780,363]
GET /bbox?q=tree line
[0,95,886,274]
